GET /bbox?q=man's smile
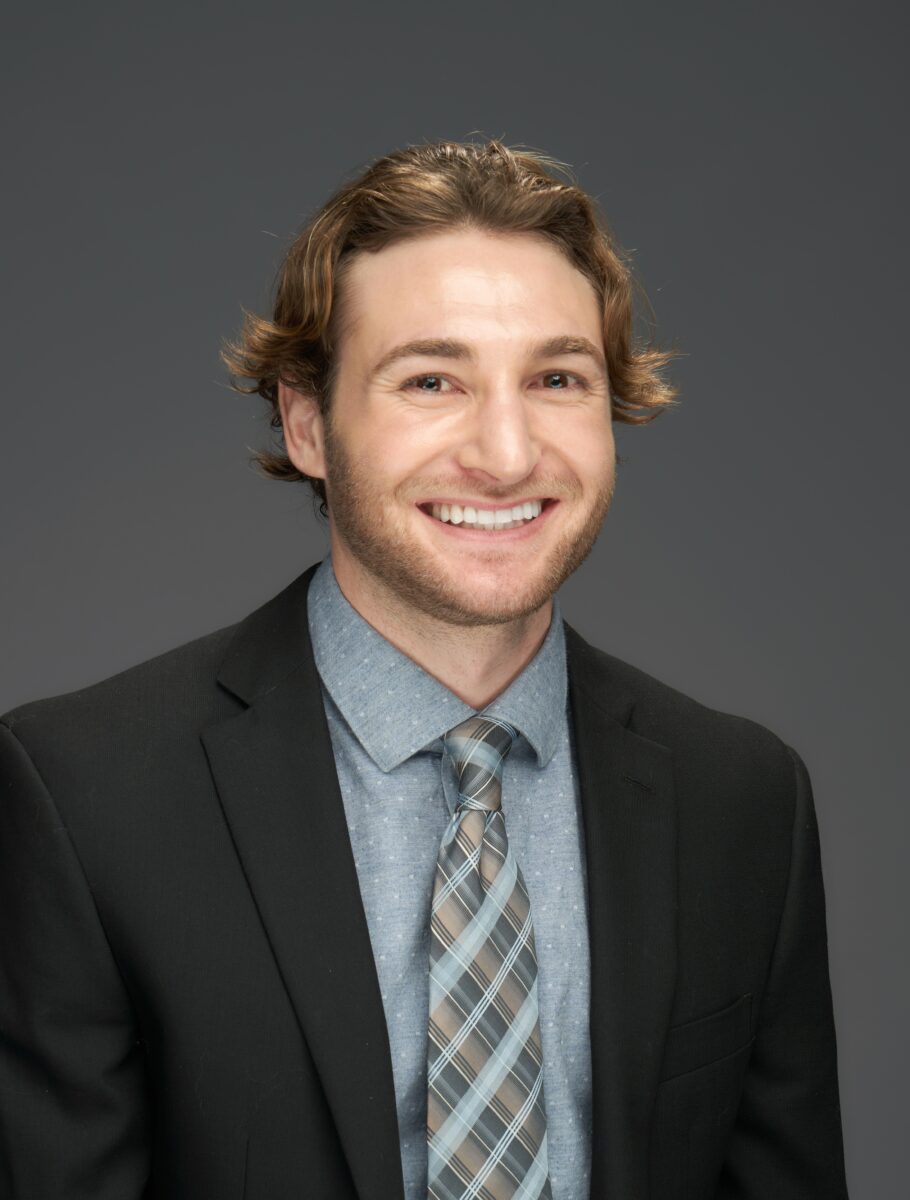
[416,497,558,537]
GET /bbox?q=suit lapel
[566,624,678,1200]
[200,565,404,1200]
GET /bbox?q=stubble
[321,418,616,627]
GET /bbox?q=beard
[321,418,615,628]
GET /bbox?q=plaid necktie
[427,714,552,1200]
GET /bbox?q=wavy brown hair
[222,139,680,511]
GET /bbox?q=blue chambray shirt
[307,556,592,1200]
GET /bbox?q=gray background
[2,1,906,1193]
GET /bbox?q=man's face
[289,228,616,626]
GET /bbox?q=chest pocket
[659,992,752,1081]
[651,994,755,1200]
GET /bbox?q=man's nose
[455,390,541,486]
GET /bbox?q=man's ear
[277,380,327,480]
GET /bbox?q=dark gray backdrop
[3,2,906,1193]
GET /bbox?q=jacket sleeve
[715,744,849,1198]
[0,720,150,1198]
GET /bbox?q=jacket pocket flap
[659,993,753,1081]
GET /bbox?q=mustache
[400,476,584,504]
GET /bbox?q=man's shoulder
[1,565,320,760]
[565,624,798,786]
[0,618,243,764]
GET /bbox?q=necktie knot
[444,714,518,813]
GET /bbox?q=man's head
[225,140,677,626]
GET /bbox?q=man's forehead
[335,233,604,371]
[340,228,599,311]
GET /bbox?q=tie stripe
[427,715,552,1200]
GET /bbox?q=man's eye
[403,374,455,393]
[541,371,582,389]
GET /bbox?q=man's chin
[385,567,556,628]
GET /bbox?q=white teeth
[427,499,545,529]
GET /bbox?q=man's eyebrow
[533,335,606,374]
[370,339,474,379]
[369,334,606,380]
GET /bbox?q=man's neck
[329,554,553,711]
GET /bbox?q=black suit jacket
[0,563,848,1199]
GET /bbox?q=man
[0,140,848,1199]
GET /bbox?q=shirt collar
[306,556,567,772]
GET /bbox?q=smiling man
[0,141,848,1199]
[281,227,618,695]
